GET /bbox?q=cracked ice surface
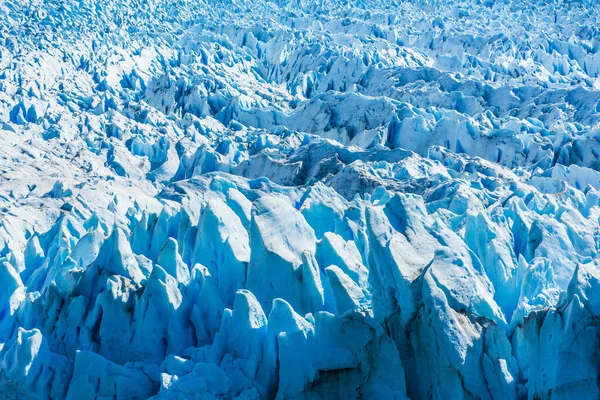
[2,0,600,398]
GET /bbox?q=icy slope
[1,0,600,398]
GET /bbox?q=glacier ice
[2,0,600,398]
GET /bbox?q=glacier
[2,0,600,398]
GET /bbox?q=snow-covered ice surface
[2,0,600,398]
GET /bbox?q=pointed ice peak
[0,261,24,315]
[268,298,313,336]
[83,212,106,233]
[45,180,73,199]
[317,232,367,286]
[94,228,144,284]
[157,237,190,284]
[232,289,268,331]
[565,258,600,317]
[325,265,370,316]
[212,289,268,380]
[144,264,183,310]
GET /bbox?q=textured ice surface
[2,0,600,398]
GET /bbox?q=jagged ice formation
[2,0,600,398]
